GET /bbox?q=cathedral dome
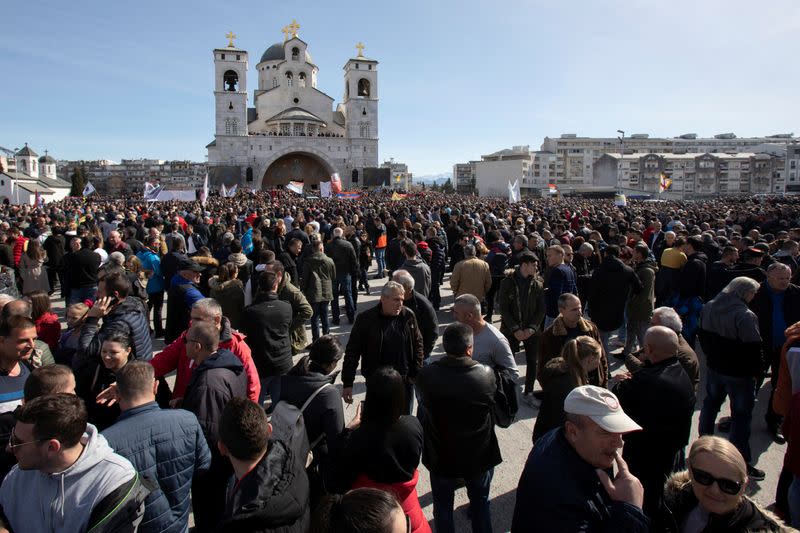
[259,43,313,64]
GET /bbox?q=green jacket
[626,259,658,321]
[498,268,546,337]
[278,273,314,354]
[300,252,335,304]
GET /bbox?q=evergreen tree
[70,165,87,196]
[442,178,454,193]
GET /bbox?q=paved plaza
[50,265,787,531]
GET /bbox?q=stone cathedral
[206,22,379,190]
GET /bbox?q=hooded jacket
[402,257,432,297]
[698,292,762,378]
[243,293,294,378]
[150,316,260,402]
[0,424,148,533]
[677,251,708,300]
[165,273,204,344]
[183,348,248,451]
[656,470,788,532]
[277,273,313,355]
[209,276,245,330]
[300,252,335,304]
[217,439,310,533]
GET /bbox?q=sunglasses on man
[690,466,743,495]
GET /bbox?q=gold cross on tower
[281,25,290,42]
[289,19,300,38]
[355,42,365,57]
[225,31,237,48]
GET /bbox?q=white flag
[82,181,96,197]
[226,184,238,197]
[507,179,520,203]
[201,174,209,206]
[320,181,331,198]
[221,183,227,198]
[287,181,304,195]
[143,182,162,201]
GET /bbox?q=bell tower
[343,43,378,141]
[214,32,248,138]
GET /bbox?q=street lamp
[616,130,625,191]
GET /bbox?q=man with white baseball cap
[511,385,649,532]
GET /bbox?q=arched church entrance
[261,152,334,188]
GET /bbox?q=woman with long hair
[532,336,602,442]
[78,333,132,430]
[312,488,409,533]
[209,262,244,330]
[658,435,788,531]
[28,290,60,352]
[18,239,49,294]
[330,367,430,533]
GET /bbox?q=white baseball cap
[564,385,642,434]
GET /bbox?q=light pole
[616,130,625,192]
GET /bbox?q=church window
[294,123,304,136]
[299,72,306,88]
[280,124,290,135]
[225,118,239,135]
[293,98,299,104]
[236,54,240,60]
[355,63,359,69]
[228,101,233,110]
[221,54,225,60]
[358,79,371,97]
[223,70,239,91]
[273,77,278,88]
[286,72,293,87]
[292,47,300,61]
[368,64,372,70]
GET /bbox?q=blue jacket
[511,427,648,533]
[137,249,164,294]
[103,402,211,533]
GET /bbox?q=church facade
[206,23,379,191]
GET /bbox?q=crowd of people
[0,190,797,531]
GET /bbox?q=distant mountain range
[414,172,452,185]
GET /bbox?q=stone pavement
[49,267,788,532]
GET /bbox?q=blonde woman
[659,435,788,531]
[532,336,602,443]
[19,239,49,294]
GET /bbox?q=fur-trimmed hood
[193,255,219,267]
[550,316,594,337]
[661,471,789,532]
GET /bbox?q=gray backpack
[270,383,331,467]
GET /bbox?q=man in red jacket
[150,298,260,403]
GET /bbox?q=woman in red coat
[29,290,60,352]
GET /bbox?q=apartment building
[57,159,207,195]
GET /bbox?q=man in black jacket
[341,281,424,413]
[588,245,642,355]
[183,322,248,532]
[42,221,65,296]
[391,270,438,361]
[325,227,358,325]
[242,269,293,404]
[217,398,310,533]
[417,322,500,533]
[613,326,695,517]
[64,236,101,305]
[749,262,800,442]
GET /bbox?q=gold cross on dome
[355,42,365,57]
[225,31,237,48]
[281,26,290,42]
[289,19,300,38]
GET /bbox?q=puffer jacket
[450,257,492,300]
[655,470,788,532]
[183,348,248,451]
[74,297,153,372]
[217,439,310,533]
[300,252,335,304]
[149,316,261,402]
[102,402,212,533]
[627,259,658,321]
[209,276,245,330]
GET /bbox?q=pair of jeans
[147,290,164,336]
[623,318,650,356]
[331,274,355,323]
[259,375,282,406]
[698,367,755,462]
[375,247,386,277]
[310,301,330,341]
[484,277,502,320]
[68,285,97,305]
[430,468,494,533]
[520,336,539,394]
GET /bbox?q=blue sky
[1,0,798,175]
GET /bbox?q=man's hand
[342,387,354,404]
[346,400,362,430]
[87,296,115,319]
[96,383,119,406]
[596,452,644,510]
[514,330,527,342]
